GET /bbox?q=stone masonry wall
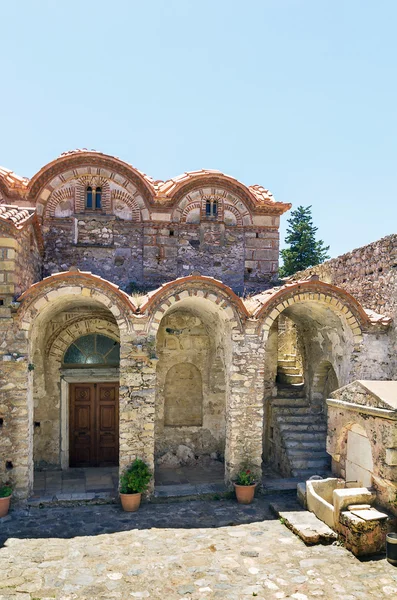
[293,234,397,380]
[42,218,279,294]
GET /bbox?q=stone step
[277,359,296,368]
[277,414,326,424]
[284,439,326,450]
[283,353,296,360]
[287,449,329,458]
[289,457,331,470]
[274,406,319,415]
[276,385,306,399]
[291,468,332,479]
[277,365,301,376]
[279,423,327,433]
[277,373,304,385]
[272,397,310,406]
[284,431,327,442]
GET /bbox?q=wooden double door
[69,382,119,467]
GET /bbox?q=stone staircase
[276,353,304,386]
[269,354,331,478]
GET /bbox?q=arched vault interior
[155,296,231,464]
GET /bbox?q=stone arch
[171,184,253,226]
[311,360,339,405]
[140,275,249,335]
[46,315,120,362]
[27,151,153,219]
[17,270,136,335]
[111,189,142,221]
[255,280,371,344]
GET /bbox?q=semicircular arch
[255,280,370,344]
[17,270,135,334]
[27,151,154,213]
[141,275,249,335]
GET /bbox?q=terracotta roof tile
[0,205,36,228]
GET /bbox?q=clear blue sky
[1,1,396,258]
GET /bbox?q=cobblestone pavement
[1,496,397,599]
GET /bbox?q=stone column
[225,321,265,485]
[0,317,32,501]
[119,328,157,494]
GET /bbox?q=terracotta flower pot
[234,483,257,504]
[120,492,142,512]
[0,494,11,518]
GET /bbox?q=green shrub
[0,484,12,498]
[119,459,152,494]
[235,467,256,486]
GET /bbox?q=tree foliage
[279,205,330,277]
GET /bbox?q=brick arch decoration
[167,174,268,215]
[46,315,120,362]
[44,186,75,217]
[111,189,142,221]
[27,151,154,219]
[223,202,244,226]
[140,275,250,335]
[17,270,136,334]
[74,176,111,214]
[172,185,253,226]
[254,280,372,344]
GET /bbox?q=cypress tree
[279,205,330,277]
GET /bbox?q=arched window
[95,187,102,209]
[86,186,93,209]
[63,334,120,366]
[205,198,218,219]
[85,186,102,210]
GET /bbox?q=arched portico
[254,280,371,478]
[14,271,136,498]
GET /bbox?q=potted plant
[0,483,12,518]
[119,459,152,512]
[233,467,257,504]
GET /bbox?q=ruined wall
[327,381,397,515]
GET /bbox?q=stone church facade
[0,149,395,501]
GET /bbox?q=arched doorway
[258,281,366,478]
[63,333,120,468]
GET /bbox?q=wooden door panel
[69,382,119,468]
[70,384,95,467]
[97,383,119,467]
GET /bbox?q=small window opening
[256,232,259,238]
[246,267,253,274]
[95,187,102,209]
[0,299,4,306]
[5,461,13,470]
[86,186,93,209]
[169,230,174,237]
[212,199,218,217]
[34,421,41,428]
[0,417,3,427]
[206,199,211,216]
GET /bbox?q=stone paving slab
[1,496,397,599]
